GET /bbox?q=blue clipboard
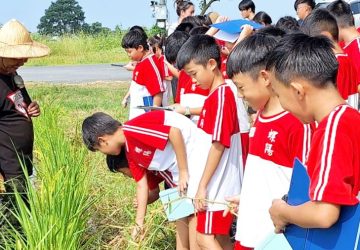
[285,158,360,250]
[211,19,263,34]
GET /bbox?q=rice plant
[0,103,96,249]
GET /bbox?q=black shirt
[0,73,34,178]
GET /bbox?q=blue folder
[159,188,195,221]
[285,158,360,250]
[211,19,263,34]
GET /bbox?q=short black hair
[148,35,165,54]
[238,0,255,12]
[256,26,286,39]
[106,147,128,172]
[227,33,278,79]
[129,25,146,35]
[182,15,208,27]
[302,8,339,41]
[121,30,149,50]
[275,16,301,34]
[176,34,221,70]
[327,0,354,28]
[82,112,122,152]
[175,22,195,33]
[294,0,316,11]
[164,31,190,64]
[189,26,209,35]
[266,33,338,88]
[253,11,273,25]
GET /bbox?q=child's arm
[133,187,160,208]
[171,104,203,116]
[195,142,225,211]
[121,90,130,108]
[168,127,188,193]
[269,199,341,233]
[164,61,180,78]
[152,93,163,107]
[132,174,149,239]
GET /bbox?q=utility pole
[150,0,168,31]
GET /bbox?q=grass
[27,33,129,66]
[1,82,176,249]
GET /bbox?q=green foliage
[38,0,86,36]
[0,103,95,249]
[198,0,220,15]
[27,32,128,66]
[14,83,177,249]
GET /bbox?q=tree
[37,0,86,36]
[199,0,220,15]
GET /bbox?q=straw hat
[208,12,220,24]
[0,19,50,59]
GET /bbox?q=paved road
[18,64,132,83]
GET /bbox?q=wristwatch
[184,106,191,116]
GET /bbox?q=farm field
[1,82,176,249]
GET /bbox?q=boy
[302,8,359,109]
[225,33,312,249]
[294,0,315,22]
[177,34,242,250]
[328,0,360,110]
[164,31,209,124]
[82,110,211,250]
[328,0,360,71]
[267,33,360,234]
[238,0,256,20]
[121,30,165,119]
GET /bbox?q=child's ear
[290,81,306,100]
[208,58,218,71]
[98,136,108,146]
[137,45,144,52]
[260,70,271,86]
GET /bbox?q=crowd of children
[81,0,360,249]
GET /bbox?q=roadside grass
[27,33,129,66]
[26,83,176,249]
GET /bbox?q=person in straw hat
[0,19,49,208]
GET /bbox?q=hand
[269,199,288,234]
[223,195,240,217]
[240,24,254,37]
[178,170,189,196]
[27,101,40,117]
[221,46,230,56]
[169,103,185,115]
[124,62,136,71]
[215,15,229,24]
[121,96,129,108]
[194,186,207,212]
[133,197,138,208]
[131,223,145,241]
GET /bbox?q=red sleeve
[146,171,163,190]
[211,86,239,147]
[124,110,170,150]
[136,56,165,96]
[128,157,146,182]
[309,131,358,205]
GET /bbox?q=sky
[0,0,296,32]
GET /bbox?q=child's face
[240,8,251,19]
[184,59,217,90]
[125,47,144,62]
[270,72,312,123]
[232,71,271,111]
[96,130,125,156]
